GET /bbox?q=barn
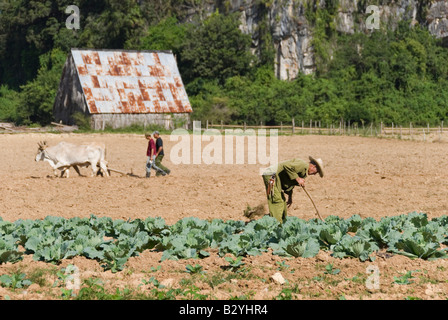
[53,48,192,130]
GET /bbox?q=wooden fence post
[187,120,444,141]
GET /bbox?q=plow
[103,167,140,178]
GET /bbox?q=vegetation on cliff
[0,0,447,126]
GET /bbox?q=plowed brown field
[0,132,447,300]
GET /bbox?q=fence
[200,119,446,142]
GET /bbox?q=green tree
[79,0,145,49]
[0,85,20,122]
[129,16,186,54]
[17,48,67,125]
[0,0,51,88]
[187,78,234,123]
[180,11,253,84]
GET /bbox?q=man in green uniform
[262,156,324,223]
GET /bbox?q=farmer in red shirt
[145,133,167,178]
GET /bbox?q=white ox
[35,141,109,178]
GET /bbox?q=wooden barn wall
[90,113,190,130]
[53,56,88,125]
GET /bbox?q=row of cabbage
[0,212,447,272]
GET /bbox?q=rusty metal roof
[71,49,192,114]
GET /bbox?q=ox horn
[38,141,48,150]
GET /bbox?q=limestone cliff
[185,0,448,80]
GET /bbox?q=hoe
[301,186,324,221]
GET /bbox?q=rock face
[190,0,448,80]
[224,0,315,80]
[427,1,448,39]
[270,1,315,80]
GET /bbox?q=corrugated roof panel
[143,101,154,113]
[72,49,192,114]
